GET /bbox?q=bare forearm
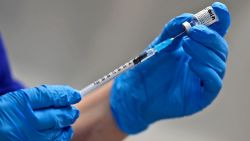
[72,81,127,141]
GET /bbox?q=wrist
[110,100,149,134]
[110,75,149,134]
[72,81,127,141]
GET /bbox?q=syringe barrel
[182,6,219,32]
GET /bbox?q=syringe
[80,37,175,96]
[80,6,219,97]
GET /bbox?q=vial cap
[182,21,192,32]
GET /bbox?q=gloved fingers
[34,106,79,130]
[182,36,226,78]
[149,2,230,49]
[39,126,73,141]
[210,2,231,37]
[22,85,81,110]
[148,13,193,51]
[53,127,73,141]
[188,25,228,61]
[188,59,222,101]
[0,120,73,141]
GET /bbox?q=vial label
[194,6,219,26]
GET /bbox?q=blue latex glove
[111,2,230,134]
[0,85,81,141]
[0,34,24,95]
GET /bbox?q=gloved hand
[0,34,24,95]
[0,85,81,141]
[110,2,231,134]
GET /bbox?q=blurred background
[0,0,249,140]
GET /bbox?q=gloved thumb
[149,2,230,52]
[22,85,81,110]
[210,2,231,37]
[148,13,193,52]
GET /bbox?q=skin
[72,81,127,141]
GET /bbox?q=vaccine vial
[182,6,219,32]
